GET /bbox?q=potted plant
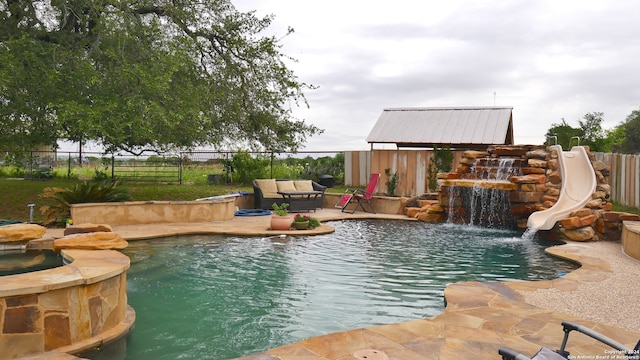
[291,213,321,230]
[291,214,310,230]
[270,203,291,230]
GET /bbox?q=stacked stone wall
[0,250,133,358]
[403,145,637,242]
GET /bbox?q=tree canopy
[612,108,640,154]
[0,0,322,155]
[545,112,611,152]
[545,110,640,154]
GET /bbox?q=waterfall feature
[468,184,512,228]
[444,157,520,229]
[446,185,514,228]
[496,158,519,180]
[472,157,521,180]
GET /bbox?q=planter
[270,215,292,231]
[292,221,310,230]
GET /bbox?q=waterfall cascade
[445,181,516,228]
[406,145,613,241]
[440,148,534,229]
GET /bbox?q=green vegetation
[612,202,640,216]
[40,180,131,226]
[427,146,454,192]
[613,109,640,154]
[545,109,640,153]
[0,152,347,224]
[0,178,252,224]
[384,168,398,196]
[271,202,289,216]
[1,0,321,156]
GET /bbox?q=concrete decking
[45,209,640,359]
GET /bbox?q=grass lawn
[0,178,350,224]
[0,178,254,223]
[2,177,637,224]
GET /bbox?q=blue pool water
[85,220,577,360]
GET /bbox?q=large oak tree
[0,0,321,155]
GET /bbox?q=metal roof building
[366,106,514,150]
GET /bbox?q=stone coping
[440,179,519,190]
[0,249,130,298]
[70,198,236,226]
[2,249,135,359]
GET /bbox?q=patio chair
[335,173,380,214]
[498,321,640,360]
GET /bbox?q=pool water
[87,220,577,360]
[0,250,63,276]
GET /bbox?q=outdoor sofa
[252,179,326,212]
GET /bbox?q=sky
[233,0,640,151]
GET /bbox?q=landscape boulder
[0,224,47,243]
[53,232,128,252]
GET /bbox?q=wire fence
[0,149,343,185]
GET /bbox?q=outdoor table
[277,191,323,212]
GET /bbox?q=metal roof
[366,106,514,149]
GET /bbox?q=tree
[544,113,612,151]
[577,112,611,152]
[612,108,640,154]
[0,0,322,155]
[544,119,582,150]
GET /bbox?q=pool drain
[352,349,388,360]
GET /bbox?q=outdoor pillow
[255,179,279,198]
[293,180,314,192]
[276,180,297,193]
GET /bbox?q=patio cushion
[276,180,297,193]
[293,180,314,192]
[255,179,279,198]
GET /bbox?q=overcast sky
[233,0,640,151]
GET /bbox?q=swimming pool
[85,219,577,360]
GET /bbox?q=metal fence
[0,149,342,184]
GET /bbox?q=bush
[384,168,398,196]
[224,151,269,184]
[39,179,131,225]
[427,146,454,192]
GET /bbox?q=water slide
[527,145,597,231]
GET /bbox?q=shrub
[271,202,289,216]
[384,168,398,196]
[40,179,131,225]
[427,146,454,192]
[224,151,269,184]
[300,154,343,183]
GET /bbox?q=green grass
[2,175,637,225]
[0,178,348,224]
[612,202,640,215]
[0,178,252,223]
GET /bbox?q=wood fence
[595,152,640,208]
[344,150,464,196]
[346,150,640,209]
